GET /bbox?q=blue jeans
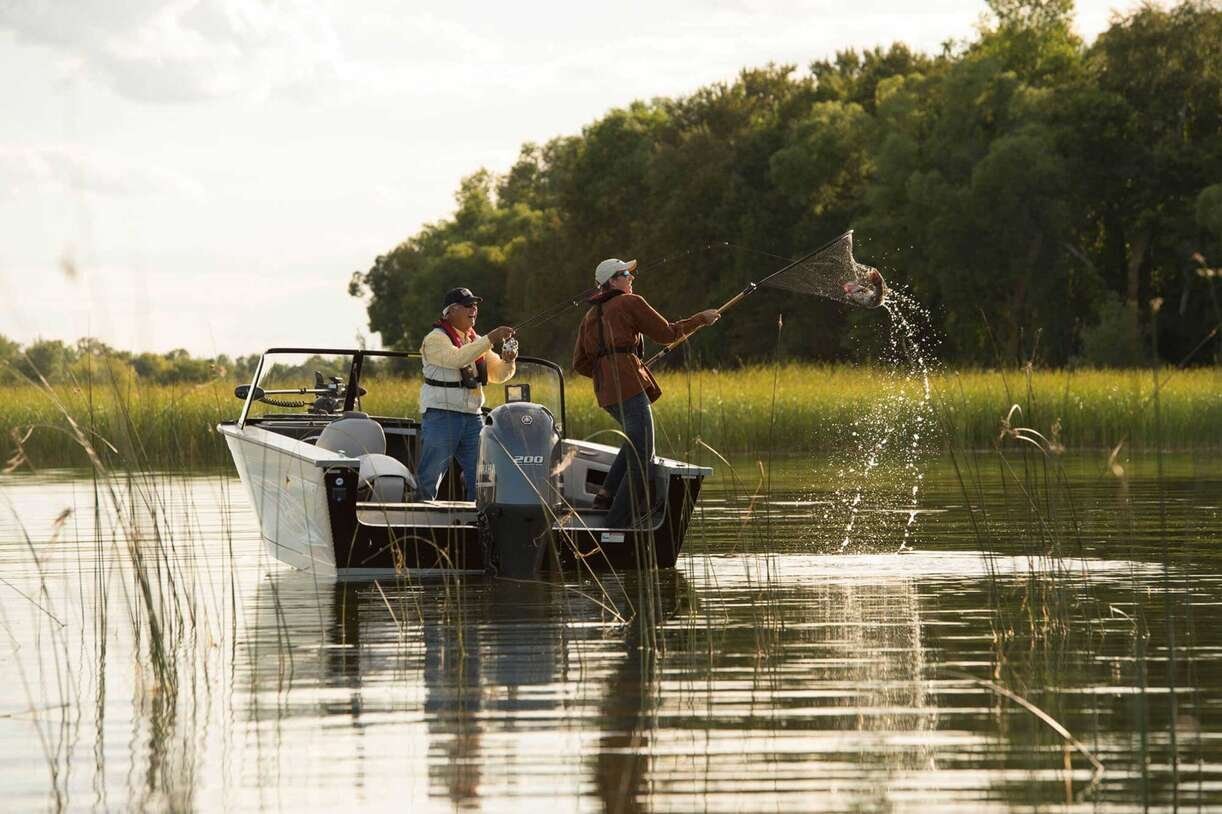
[415,409,483,501]
[602,391,655,527]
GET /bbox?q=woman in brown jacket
[573,257,719,527]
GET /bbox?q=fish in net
[759,230,887,309]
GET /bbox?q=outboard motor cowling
[476,402,561,577]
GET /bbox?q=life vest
[587,289,643,394]
[589,290,644,360]
[424,320,488,389]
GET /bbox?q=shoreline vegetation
[348,3,1222,370]
[1,365,1216,470]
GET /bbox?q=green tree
[14,339,75,383]
[350,2,1221,368]
[1073,1,1222,360]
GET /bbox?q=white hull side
[222,425,344,575]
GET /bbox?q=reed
[2,349,1213,808]
[0,365,1217,468]
[940,361,1208,804]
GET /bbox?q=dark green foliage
[1078,293,1150,367]
[354,2,1222,367]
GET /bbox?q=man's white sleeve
[420,331,492,368]
[486,350,516,384]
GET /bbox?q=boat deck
[353,501,665,534]
[357,500,477,527]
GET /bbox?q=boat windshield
[240,350,358,424]
[482,358,565,433]
[357,352,566,433]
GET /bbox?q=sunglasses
[614,270,635,281]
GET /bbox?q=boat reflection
[244,569,691,810]
[241,558,944,810]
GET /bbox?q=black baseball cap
[442,287,482,308]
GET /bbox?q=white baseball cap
[594,257,638,286]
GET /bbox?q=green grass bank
[1,365,1217,470]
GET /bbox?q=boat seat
[317,415,386,456]
[319,416,416,502]
[359,453,417,502]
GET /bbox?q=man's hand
[699,309,721,326]
[487,325,515,344]
[501,337,519,362]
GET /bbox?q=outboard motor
[476,402,561,578]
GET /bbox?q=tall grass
[2,348,1215,808]
[0,365,1217,468]
[935,358,1212,804]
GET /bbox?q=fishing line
[512,240,791,335]
[719,242,795,264]
[635,241,728,273]
[512,288,598,333]
[643,230,891,367]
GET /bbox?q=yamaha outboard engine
[476,402,561,578]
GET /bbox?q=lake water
[1,451,1220,812]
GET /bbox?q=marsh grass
[0,358,246,809]
[932,355,1212,804]
[2,340,1218,808]
[1,365,1217,469]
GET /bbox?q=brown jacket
[572,291,705,407]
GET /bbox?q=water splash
[816,284,940,554]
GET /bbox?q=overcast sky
[1,0,1137,357]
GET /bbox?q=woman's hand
[699,309,721,326]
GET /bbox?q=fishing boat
[218,348,711,578]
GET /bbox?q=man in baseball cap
[442,287,482,308]
[416,286,516,501]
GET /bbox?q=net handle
[644,283,757,368]
[643,229,854,368]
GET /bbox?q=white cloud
[0,0,343,102]
[0,145,204,199]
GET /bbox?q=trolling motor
[233,370,367,413]
[308,372,345,414]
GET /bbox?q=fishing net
[759,230,887,309]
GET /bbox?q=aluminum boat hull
[221,422,707,578]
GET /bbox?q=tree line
[0,337,410,387]
[0,335,260,386]
[349,0,1221,368]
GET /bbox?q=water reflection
[239,561,951,811]
[3,456,1221,810]
[244,570,695,810]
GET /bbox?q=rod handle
[644,282,757,367]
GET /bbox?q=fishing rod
[643,230,854,368]
[509,243,728,335]
[511,241,789,335]
[511,286,599,334]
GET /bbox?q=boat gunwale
[218,422,359,468]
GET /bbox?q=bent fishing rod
[642,230,853,368]
[509,241,794,335]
